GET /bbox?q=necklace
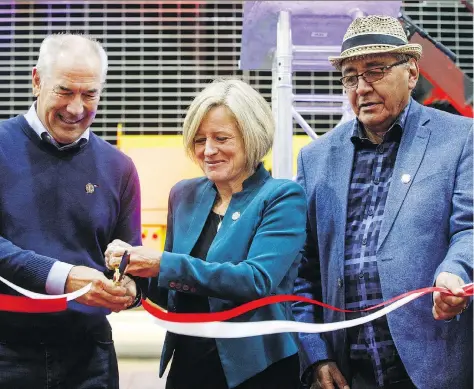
[217,213,223,231]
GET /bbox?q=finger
[318,372,335,389]
[434,294,457,312]
[99,279,129,296]
[433,303,451,320]
[436,273,465,296]
[109,239,130,248]
[88,295,131,311]
[104,252,115,270]
[106,255,124,269]
[440,294,467,307]
[330,368,349,389]
[433,301,460,320]
[319,380,335,389]
[104,246,127,259]
[81,285,132,309]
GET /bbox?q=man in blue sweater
[0,34,142,388]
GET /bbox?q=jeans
[0,317,118,389]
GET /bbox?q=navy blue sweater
[0,115,141,328]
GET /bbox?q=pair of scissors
[114,250,130,285]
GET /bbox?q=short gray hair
[35,33,108,84]
[183,79,274,172]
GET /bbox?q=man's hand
[433,272,470,320]
[65,266,132,312]
[121,275,137,300]
[312,361,350,389]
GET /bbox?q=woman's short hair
[182,79,274,172]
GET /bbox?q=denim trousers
[0,317,119,389]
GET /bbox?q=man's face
[32,54,102,144]
[341,54,418,133]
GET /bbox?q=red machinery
[400,5,473,118]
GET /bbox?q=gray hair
[35,33,108,84]
[183,79,274,172]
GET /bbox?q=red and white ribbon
[142,283,473,338]
[0,275,91,313]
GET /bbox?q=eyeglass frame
[339,58,410,89]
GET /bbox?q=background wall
[0,0,472,144]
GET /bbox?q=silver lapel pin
[401,174,411,184]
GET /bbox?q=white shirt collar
[24,103,90,148]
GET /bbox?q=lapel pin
[85,183,98,193]
[401,174,411,184]
[232,211,241,221]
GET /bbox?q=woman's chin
[205,170,225,183]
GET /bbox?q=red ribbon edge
[0,294,67,313]
[142,284,473,323]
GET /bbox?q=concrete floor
[110,310,168,388]
[118,359,168,389]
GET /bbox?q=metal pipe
[292,108,318,141]
[293,94,347,103]
[295,106,345,114]
[293,45,340,54]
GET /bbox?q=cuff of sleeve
[45,262,74,295]
[127,287,142,309]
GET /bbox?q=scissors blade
[117,250,130,282]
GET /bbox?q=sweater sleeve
[0,236,58,293]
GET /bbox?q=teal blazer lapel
[182,181,217,254]
[377,102,431,251]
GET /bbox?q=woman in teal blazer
[106,79,307,389]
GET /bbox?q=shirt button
[362,237,367,245]
[337,278,343,288]
[373,178,380,185]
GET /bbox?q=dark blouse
[170,211,220,377]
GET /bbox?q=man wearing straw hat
[293,15,472,389]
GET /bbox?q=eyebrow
[55,85,99,94]
[342,61,387,75]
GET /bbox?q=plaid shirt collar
[350,98,411,147]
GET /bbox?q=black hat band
[341,34,407,53]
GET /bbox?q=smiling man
[0,34,142,388]
[292,15,473,389]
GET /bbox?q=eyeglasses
[339,59,409,89]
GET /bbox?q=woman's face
[193,106,249,190]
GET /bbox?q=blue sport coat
[293,100,473,389]
[149,164,307,388]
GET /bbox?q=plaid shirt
[344,102,412,387]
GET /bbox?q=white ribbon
[0,275,91,301]
[152,291,423,338]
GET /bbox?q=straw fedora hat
[329,15,422,69]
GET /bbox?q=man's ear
[407,59,419,91]
[32,67,41,97]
